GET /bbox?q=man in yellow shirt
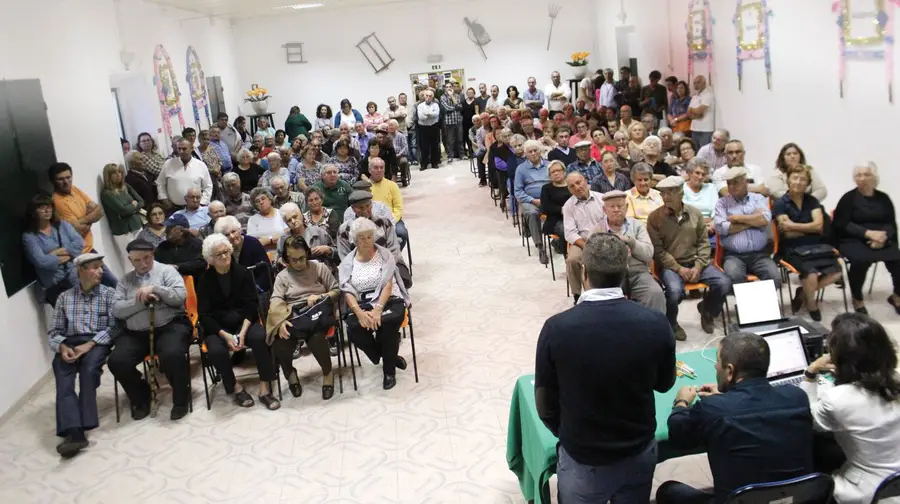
[368,157,408,249]
[50,163,117,287]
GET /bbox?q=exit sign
[431,65,441,70]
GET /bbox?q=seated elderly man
[648,176,732,338]
[270,174,306,210]
[259,152,293,189]
[279,145,300,180]
[108,239,192,421]
[714,166,781,289]
[368,157,408,250]
[386,120,410,185]
[658,127,678,162]
[595,190,666,314]
[642,135,677,185]
[562,172,606,303]
[199,200,227,238]
[696,129,729,172]
[343,179,395,224]
[313,164,353,217]
[566,140,603,187]
[712,139,767,197]
[48,253,116,458]
[221,172,253,229]
[338,190,412,288]
[171,187,210,232]
[153,214,206,282]
[514,140,551,265]
[276,202,337,269]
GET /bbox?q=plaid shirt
[392,133,409,157]
[439,94,463,125]
[566,160,604,187]
[48,283,117,353]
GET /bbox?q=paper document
[733,279,781,325]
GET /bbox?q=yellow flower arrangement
[244,85,271,103]
[566,51,589,67]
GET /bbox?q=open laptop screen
[764,328,809,380]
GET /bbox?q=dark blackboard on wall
[0,79,57,297]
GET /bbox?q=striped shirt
[392,132,409,157]
[562,191,606,244]
[714,192,771,254]
[48,283,117,353]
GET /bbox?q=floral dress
[329,155,359,183]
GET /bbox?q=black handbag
[288,296,335,334]
[792,244,835,261]
[43,225,75,307]
[346,292,405,330]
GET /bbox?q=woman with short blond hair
[100,162,144,269]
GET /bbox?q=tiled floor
[2,160,899,503]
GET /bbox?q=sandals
[288,369,303,398]
[233,390,254,408]
[259,394,281,411]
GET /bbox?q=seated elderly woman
[296,145,322,191]
[833,162,900,315]
[235,148,266,193]
[265,235,340,400]
[198,234,279,410]
[682,158,718,223]
[258,152,292,190]
[768,143,828,201]
[22,194,85,306]
[773,165,842,321]
[339,218,411,390]
[612,130,633,176]
[329,139,360,183]
[625,162,664,223]
[214,215,271,291]
[627,122,647,164]
[276,202,336,270]
[672,138,697,174]
[304,186,341,240]
[247,187,288,251]
[641,135,676,186]
[540,160,571,251]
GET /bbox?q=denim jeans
[557,441,658,504]
[406,130,418,163]
[692,131,713,149]
[661,265,732,327]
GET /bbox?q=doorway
[206,76,226,120]
[409,68,466,99]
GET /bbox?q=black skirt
[839,238,900,263]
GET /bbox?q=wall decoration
[185,46,211,128]
[832,0,897,103]
[356,33,394,74]
[244,84,271,115]
[686,0,715,83]
[152,44,186,140]
[566,52,590,79]
[281,42,308,64]
[733,1,773,90]
[464,17,492,60]
[546,4,562,51]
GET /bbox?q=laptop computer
[763,327,809,387]
[733,280,808,335]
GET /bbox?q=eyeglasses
[286,255,307,263]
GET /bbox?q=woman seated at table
[801,313,900,503]
[540,161,571,253]
[136,202,168,248]
[773,165,842,321]
[276,202,336,270]
[339,218,410,390]
[267,235,340,400]
[198,234,279,410]
[214,216,271,291]
[768,143,828,201]
[304,186,341,240]
[21,194,84,306]
[625,162,663,224]
[247,188,288,251]
[833,162,900,315]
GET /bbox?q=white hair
[854,161,880,186]
[184,187,201,198]
[124,151,144,170]
[236,148,252,162]
[279,202,302,217]
[613,130,628,141]
[222,172,240,185]
[214,215,242,235]
[386,119,399,127]
[641,135,662,153]
[321,163,338,175]
[658,127,673,137]
[253,134,264,142]
[201,233,233,264]
[349,217,378,243]
[523,139,542,153]
[266,152,280,162]
[208,200,226,212]
[270,174,289,188]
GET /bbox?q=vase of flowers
[245,84,271,115]
[566,52,590,79]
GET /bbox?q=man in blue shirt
[172,188,210,231]
[514,140,550,264]
[209,126,233,171]
[523,76,546,116]
[658,332,814,504]
[713,166,781,288]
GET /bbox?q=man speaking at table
[534,233,676,504]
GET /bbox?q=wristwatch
[804,369,818,380]
[672,399,690,409]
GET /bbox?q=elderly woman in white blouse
[247,188,287,250]
[339,217,410,390]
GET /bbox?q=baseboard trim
[0,369,52,427]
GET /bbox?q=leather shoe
[697,301,715,334]
[395,356,408,371]
[673,324,687,341]
[791,287,804,314]
[383,374,397,390]
[131,403,150,421]
[322,384,334,400]
[56,436,89,458]
[170,405,189,421]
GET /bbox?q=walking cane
[147,302,160,418]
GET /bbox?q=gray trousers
[627,268,667,314]
[521,202,543,248]
[723,252,781,290]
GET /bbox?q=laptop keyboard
[772,376,804,387]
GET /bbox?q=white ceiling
[144,0,419,18]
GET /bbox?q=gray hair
[321,163,339,175]
[184,187,201,198]
[386,119,399,127]
[266,152,280,163]
[641,135,662,154]
[583,233,628,287]
[714,129,731,140]
[523,139,542,153]
[253,134,264,142]
[214,215,241,235]
[613,130,628,141]
[278,145,291,154]
[201,233,233,264]
[249,187,274,208]
[208,200,226,212]
[269,175,289,188]
[854,161,880,186]
[279,202,302,217]
[511,133,526,145]
[658,127,673,137]
[631,162,654,181]
[685,157,710,174]
[349,217,378,243]
[236,148,252,163]
[222,172,240,185]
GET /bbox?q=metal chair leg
[869,263,878,295]
[548,237,556,281]
[114,376,120,423]
[201,350,212,410]
[408,312,419,383]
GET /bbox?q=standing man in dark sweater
[535,233,676,504]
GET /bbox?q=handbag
[792,243,836,261]
[44,225,75,307]
[288,296,335,334]
[346,292,405,331]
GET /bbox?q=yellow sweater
[371,178,403,221]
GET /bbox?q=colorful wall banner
[687,0,715,83]
[733,0,773,90]
[153,44,186,139]
[832,0,897,103]
[186,46,211,128]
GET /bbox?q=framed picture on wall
[738,3,764,51]
[843,0,886,46]
[690,11,708,51]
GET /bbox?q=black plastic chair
[872,471,900,503]
[725,473,834,504]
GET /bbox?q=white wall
[231,0,596,124]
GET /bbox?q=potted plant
[566,52,590,79]
[244,84,271,115]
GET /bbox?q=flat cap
[725,166,749,181]
[348,190,373,205]
[601,190,627,201]
[73,253,104,267]
[375,123,388,132]
[656,175,685,189]
[574,140,592,149]
[126,239,155,252]
[164,214,190,229]
[352,179,373,190]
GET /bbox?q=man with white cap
[648,176,732,338]
[562,172,606,304]
[48,252,116,458]
[714,167,781,289]
[566,140,603,187]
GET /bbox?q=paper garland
[733,0,773,90]
[832,0,897,103]
[185,46,211,128]
[687,0,714,83]
[153,44,186,139]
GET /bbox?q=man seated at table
[153,214,206,283]
[337,190,411,288]
[171,188,210,233]
[648,176,732,338]
[562,172,606,304]
[714,167,781,289]
[368,157,408,250]
[48,253,116,458]
[595,190,665,314]
[514,140,551,265]
[536,233,675,504]
[657,332,814,504]
[108,239,193,421]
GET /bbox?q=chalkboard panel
[0,79,56,297]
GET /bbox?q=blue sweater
[333,109,363,127]
[22,221,85,290]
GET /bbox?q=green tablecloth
[506,349,718,504]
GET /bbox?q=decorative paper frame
[185,46,211,128]
[733,0,774,90]
[687,0,714,82]
[153,44,186,140]
[832,0,897,102]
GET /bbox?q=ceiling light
[273,2,323,10]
